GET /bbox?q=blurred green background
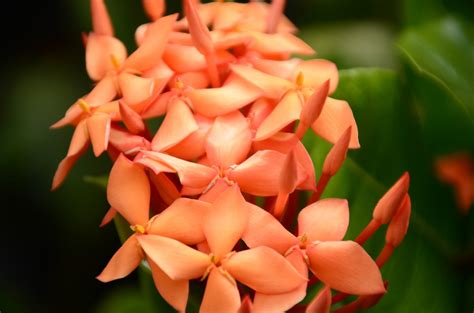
[0,0,472,312]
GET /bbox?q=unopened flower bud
[91,0,114,36]
[142,0,165,21]
[373,172,410,224]
[322,126,352,176]
[386,195,411,247]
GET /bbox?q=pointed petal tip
[373,172,411,224]
[322,126,352,176]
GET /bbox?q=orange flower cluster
[51,1,411,312]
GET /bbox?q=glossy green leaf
[398,16,474,153]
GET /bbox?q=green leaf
[305,68,467,312]
[398,16,474,153]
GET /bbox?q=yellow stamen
[130,224,146,234]
[78,99,91,114]
[296,71,305,87]
[110,54,122,72]
[175,78,185,90]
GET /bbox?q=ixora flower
[51,0,412,312]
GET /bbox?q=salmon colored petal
[149,173,180,206]
[109,126,150,155]
[298,199,349,242]
[294,140,317,191]
[107,154,150,226]
[87,112,111,156]
[148,198,212,244]
[51,121,90,190]
[184,0,214,56]
[175,71,209,89]
[250,57,301,80]
[255,90,302,141]
[253,249,308,312]
[200,269,241,313]
[100,207,117,227]
[306,286,331,313]
[311,97,360,149]
[137,235,210,280]
[97,236,143,282]
[294,60,339,94]
[139,151,216,188]
[242,203,297,255]
[52,150,86,190]
[50,103,84,129]
[229,150,285,196]
[199,178,232,203]
[247,98,274,131]
[248,31,315,57]
[142,0,165,21]
[86,33,127,81]
[185,73,262,117]
[85,76,118,107]
[148,258,189,312]
[206,111,252,168]
[124,14,177,72]
[163,44,235,74]
[141,91,173,119]
[225,246,306,294]
[252,132,298,154]
[118,101,145,134]
[213,3,245,31]
[204,185,249,257]
[118,73,155,106]
[91,0,114,36]
[231,64,293,100]
[307,241,385,295]
[152,98,198,151]
[165,114,213,160]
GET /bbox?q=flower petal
[148,198,212,244]
[87,112,111,157]
[311,97,360,149]
[298,199,349,242]
[204,185,249,257]
[137,235,210,280]
[152,98,199,152]
[250,57,301,80]
[306,286,331,313]
[242,203,297,254]
[165,114,213,161]
[118,73,155,107]
[206,111,252,168]
[91,0,114,36]
[124,14,177,72]
[229,150,285,196]
[139,151,216,188]
[185,73,262,117]
[200,269,241,313]
[253,249,308,312]
[97,236,142,282]
[231,64,293,100]
[107,154,150,226]
[294,60,339,94]
[255,90,303,141]
[148,258,189,312]
[86,33,127,81]
[247,31,315,56]
[307,241,385,295]
[225,246,306,294]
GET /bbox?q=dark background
[0,1,472,312]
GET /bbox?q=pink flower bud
[386,195,411,247]
[373,172,410,224]
[322,126,352,176]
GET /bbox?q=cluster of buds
[51,1,411,312]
